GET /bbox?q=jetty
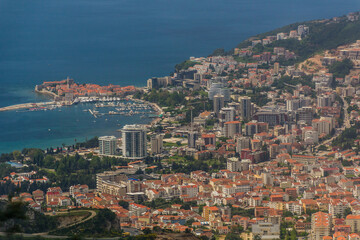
[89,109,98,118]
[0,102,56,112]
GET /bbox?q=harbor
[0,80,163,153]
[0,79,161,117]
[0,96,160,119]
[0,94,162,153]
[87,100,157,119]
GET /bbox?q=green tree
[254,234,261,240]
[185,218,195,227]
[118,200,129,210]
[175,60,198,71]
[318,145,328,151]
[225,232,242,240]
[329,58,354,79]
[12,151,22,161]
[209,48,225,56]
[344,207,352,217]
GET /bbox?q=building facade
[122,125,147,159]
[99,136,117,156]
[213,94,225,116]
[311,212,332,240]
[151,134,163,154]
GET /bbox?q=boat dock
[89,109,98,118]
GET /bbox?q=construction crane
[187,99,209,130]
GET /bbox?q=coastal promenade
[0,101,56,112]
[128,95,164,125]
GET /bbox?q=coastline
[0,83,161,153]
[0,100,157,153]
[130,97,164,126]
[34,87,58,99]
[2,9,354,152]
[1,86,150,112]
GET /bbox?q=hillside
[0,200,122,238]
[49,208,122,237]
[0,200,57,234]
[234,12,360,63]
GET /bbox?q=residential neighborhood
[2,11,360,240]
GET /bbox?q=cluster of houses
[3,14,360,239]
[36,78,137,102]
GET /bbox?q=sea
[0,0,359,154]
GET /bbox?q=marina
[88,109,98,118]
[0,79,163,153]
[0,98,158,153]
[90,100,156,118]
[0,96,158,117]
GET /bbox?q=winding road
[314,95,352,151]
[0,210,97,239]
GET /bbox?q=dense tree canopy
[329,58,354,78]
[175,60,198,72]
[144,89,186,108]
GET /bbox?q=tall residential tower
[121,125,147,159]
[99,136,117,156]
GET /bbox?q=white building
[99,136,117,156]
[236,136,251,152]
[311,212,331,240]
[317,95,333,108]
[312,117,334,136]
[286,201,303,215]
[180,184,198,198]
[286,99,300,112]
[223,121,241,138]
[208,83,223,100]
[262,172,273,186]
[329,200,348,218]
[213,94,225,116]
[219,107,236,126]
[151,134,163,154]
[239,96,252,121]
[304,130,319,144]
[227,157,241,172]
[277,32,286,40]
[252,222,280,239]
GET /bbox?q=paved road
[314,96,352,151]
[55,210,97,230]
[342,96,351,129]
[313,127,341,151]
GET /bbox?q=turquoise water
[0,0,359,153]
[0,102,153,153]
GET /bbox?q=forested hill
[0,200,57,233]
[231,12,360,62]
